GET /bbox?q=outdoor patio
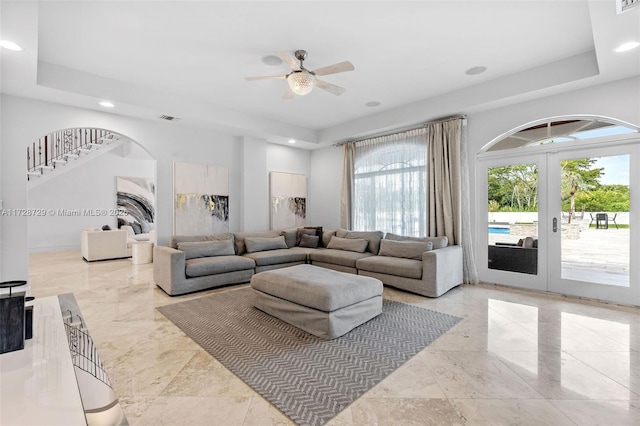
[488,227,630,286]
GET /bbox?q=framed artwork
[116,176,155,228]
[174,162,229,235]
[270,171,307,229]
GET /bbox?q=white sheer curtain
[343,128,427,236]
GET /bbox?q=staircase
[27,128,125,187]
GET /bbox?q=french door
[478,138,640,305]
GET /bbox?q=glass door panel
[487,163,539,275]
[559,155,630,286]
[548,145,637,304]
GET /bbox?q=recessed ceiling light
[288,139,296,144]
[262,55,283,66]
[0,40,23,51]
[99,101,115,108]
[614,41,640,53]
[465,66,487,75]
[365,101,381,107]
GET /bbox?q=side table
[132,241,154,264]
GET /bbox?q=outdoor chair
[608,213,619,229]
[595,213,608,229]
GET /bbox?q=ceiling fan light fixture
[287,71,316,96]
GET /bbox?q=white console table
[0,296,87,425]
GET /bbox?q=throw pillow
[296,228,317,246]
[304,226,323,245]
[326,236,368,253]
[384,232,449,249]
[244,236,288,253]
[140,221,151,234]
[378,239,433,260]
[336,229,384,254]
[101,225,111,231]
[131,222,142,235]
[298,234,319,248]
[177,240,235,260]
[523,236,535,248]
[170,233,234,249]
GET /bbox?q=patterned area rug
[157,287,461,426]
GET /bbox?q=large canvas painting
[174,162,229,235]
[116,177,155,229]
[270,171,307,229]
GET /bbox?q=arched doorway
[476,115,640,305]
[26,127,157,254]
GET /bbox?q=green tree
[488,164,538,212]
[561,159,603,223]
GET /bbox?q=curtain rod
[333,114,466,147]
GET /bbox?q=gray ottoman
[251,264,383,339]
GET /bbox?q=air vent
[617,0,639,14]
[159,115,180,121]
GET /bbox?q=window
[352,131,427,237]
[485,117,639,152]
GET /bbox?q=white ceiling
[1,1,639,148]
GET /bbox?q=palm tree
[561,159,601,223]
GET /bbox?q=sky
[593,155,629,186]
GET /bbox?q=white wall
[28,144,155,252]
[308,145,342,230]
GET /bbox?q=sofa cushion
[243,248,307,266]
[177,240,235,260]
[385,232,448,249]
[378,239,432,260]
[336,229,384,254]
[280,228,298,248]
[326,236,368,253]
[356,256,423,280]
[234,231,281,255]
[170,233,234,249]
[244,236,288,253]
[309,249,374,268]
[299,234,320,248]
[322,230,336,247]
[185,255,255,278]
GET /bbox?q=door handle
[553,217,558,233]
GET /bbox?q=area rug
[157,287,461,426]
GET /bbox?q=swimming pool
[488,227,510,235]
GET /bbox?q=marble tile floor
[28,250,640,425]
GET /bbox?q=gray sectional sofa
[153,227,463,298]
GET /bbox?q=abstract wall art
[174,162,229,235]
[116,176,156,229]
[270,171,307,229]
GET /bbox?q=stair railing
[27,128,116,179]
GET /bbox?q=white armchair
[81,229,132,261]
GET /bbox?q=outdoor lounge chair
[608,213,619,229]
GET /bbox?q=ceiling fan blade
[245,75,286,81]
[282,88,295,100]
[313,61,354,76]
[315,79,346,96]
[275,51,300,71]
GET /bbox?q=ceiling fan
[245,50,355,100]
